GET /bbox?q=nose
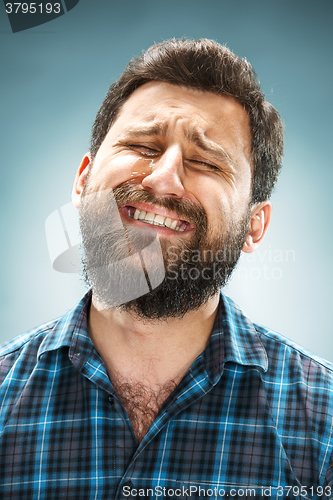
[141,146,185,198]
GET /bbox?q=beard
[79,181,251,320]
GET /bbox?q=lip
[118,202,195,234]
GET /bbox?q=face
[74,82,269,317]
[83,82,253,239]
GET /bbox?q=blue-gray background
[1,0,332,360]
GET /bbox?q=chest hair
[112,375,178,444]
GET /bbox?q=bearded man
[1,39,333,499]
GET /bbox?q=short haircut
[90,38,284,204]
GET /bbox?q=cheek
[90,155,154,191]
[207,202,226,236]
[198,186,244,236]
[129,158,154,183]
[188,187,225,237]
[190,179,229,221]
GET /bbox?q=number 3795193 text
[5,3,61,14]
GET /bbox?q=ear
[72,154,91,208]
[242,200,271,253]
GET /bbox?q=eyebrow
[120,122,236,170]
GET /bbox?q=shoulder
[0,291,91,384]
[0,294,91,433]
[255,322,333,376]
[0,319,59,357]
[0,319,60,384]
[251,322,333,427]
[0,319,63,429]
[223,293,333,373]
[222,294,333,482]
[222,293,333,391]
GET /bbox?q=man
[1,39,332,499]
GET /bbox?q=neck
[88,293,220,391]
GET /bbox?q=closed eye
[186,159,220,172]
[127,144,160,156]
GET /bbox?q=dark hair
[90,38,283,204]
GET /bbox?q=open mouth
[124,206,189,232]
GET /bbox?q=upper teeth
[132,209,185,231]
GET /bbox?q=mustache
[113,181,208,231]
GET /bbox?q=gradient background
[1,0,332,360]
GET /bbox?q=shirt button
[108,394,114,404]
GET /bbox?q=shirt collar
[203,292,268,385]
[37,291,92,360]
[37,290,268,380]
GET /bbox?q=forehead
[111,82,251,145]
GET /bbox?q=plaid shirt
[1,292,333,500]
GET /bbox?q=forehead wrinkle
[120,121,169,139]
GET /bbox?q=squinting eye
[128,144,159,156]
[187,160,219,172]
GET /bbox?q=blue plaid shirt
[1,291,333,500]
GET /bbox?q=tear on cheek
[129,158,155,182]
